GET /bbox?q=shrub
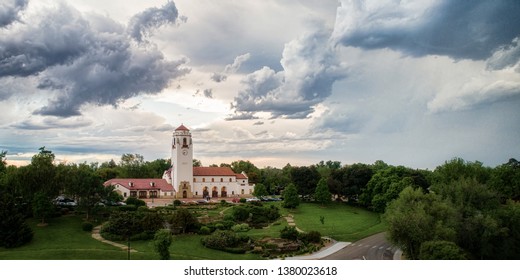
[173,200,182,207]
[300,230,322,244]
[220,200,228,205]
[137,206,149,212]
[280,226,299,241]
[250,200,263,207]
[154,229,173,260]
[140,212,165,233]
[198,226,211,235]
[231,223,251,232]
[118,205,137,211]
[239,198,246,203]
[201,230,249,251]
[82,222,94,232]
[0,192,33,248]
[232,205,250,222]
[125,197,146,207]
[231,204,280,227]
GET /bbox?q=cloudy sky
[1,0,519,169]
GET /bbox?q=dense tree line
[0,148,122,228]
[2,148,519,258]
[385,158,520,259]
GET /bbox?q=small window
[229,178,232,182]
[211,178,214,182]
[194,178,197,182]
[203,178,205,182]
[220,178,223,182]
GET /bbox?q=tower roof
[175,124,189,131]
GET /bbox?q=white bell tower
[171,124,193,198]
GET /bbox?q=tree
[192,159,202,167]
[315,160,341,179]
[103,211,142,259]
[328,163,373,201]
[154,229,173,260]
[419,240,467,260]
[384,187,458,260]
[314,178,331,205]
[119,153,154,178]
[290,166,319,198]
[433,157,491,185]
[169,208,198,234]
[28,148,58,199]
[253,183,268,197]
[0,191,33,248]
[32,191,55,225]
[0,150,6,174]
[282,183,300,209]
[258,166,291,195]
[360,165,429,212]
[70,164,112,220]
[489,158,520,202]
[231,160,260,183]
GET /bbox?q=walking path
[89,214,401,260]
[282,214,350,260]
[91,225,137,253]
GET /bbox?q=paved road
[320,232,397,260]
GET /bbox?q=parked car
[100,199,126,206]
[246,197,261,202]
[55,196,77,207]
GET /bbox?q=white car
[246,197,261,202]
[55,197,77,206]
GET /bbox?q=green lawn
[0,215,131,260]
[0,214,262,260]
[283,202,386,241]
[0,202,385,259]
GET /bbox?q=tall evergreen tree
[282,183,300,209]
[315,178,331,205]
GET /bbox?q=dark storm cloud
[12,116,93,130]
[333,0,520,61]
[0,4,90,77]
[486,38,520,71]
[0,1,189,117]
[127,1,180,43]
[230,29,346,120]
[0,0,28,27]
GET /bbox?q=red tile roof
[104,178,173,191]
[193,167,236,176]
[175,124,189,131]
[236,173,248,179]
